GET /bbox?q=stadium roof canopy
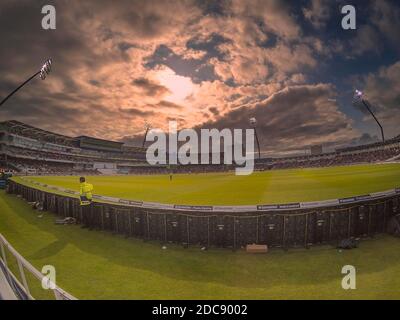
[0,120,148,152]
[0,120,77,145]
[75,135,123,145]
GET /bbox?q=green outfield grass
[16,163,400,205]
[3,163,400,299]
[1,190,400,300]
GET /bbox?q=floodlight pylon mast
[0,71,40,107]
[361,99,385,143]
[354,90,385,143]
[142,123,151,148]
[250,117,261,159]
[0,58,53,107]
[254,127,261,159]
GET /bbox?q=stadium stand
[0,120,147,175]
[3,120,400,250]
[1,120,400,175]
[255,138,400,171]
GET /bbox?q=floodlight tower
[142,122,151,148]
[250,117,261,159]
[0,58,53,107]
[353,90,385,143]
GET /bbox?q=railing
[0,233,77,300]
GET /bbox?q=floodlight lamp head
[354,89,363,100]
[40,58,53,80]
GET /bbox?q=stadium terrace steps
[1,120,400,176]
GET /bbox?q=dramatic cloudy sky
[0,0,399,155]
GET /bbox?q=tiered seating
[1,120,400,175]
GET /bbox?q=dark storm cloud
[145,44,220,83]
[352,133,380,146]
[339,0,400,60]
[1,0,399,151]
[119,107,155,117]
[0,0,173,139]
[150,100,184,110]
[208,107,219,116]
[0,2,101,101]
[89,80,101,87]
[195,0,230,16]
[302,0,332,29]
[198,84,356,154]
[370,0,400,49]
[355,60,400,138]
[132,77,170,97]
[117,42,137,52]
